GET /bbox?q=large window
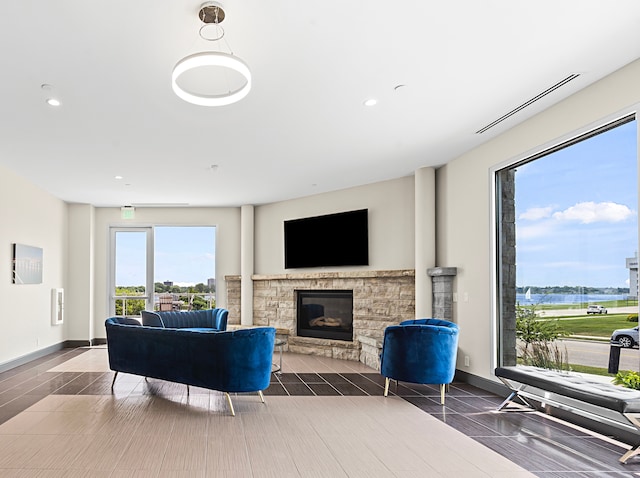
[109,226,216,316]
[496,116,638,372]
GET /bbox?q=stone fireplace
[225,269,415,366]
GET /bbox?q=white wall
[254,177,416,274]
[436,59,640,381]
[91,207,241,339]
[0,166,67,366]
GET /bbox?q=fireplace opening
[296,290,353,341]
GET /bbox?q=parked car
[611,326,639,348]
[587,305,607,314]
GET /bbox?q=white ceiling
[1,1,640,207]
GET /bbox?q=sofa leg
[225,392,236,416]
[258,390,265,404]
[111,371,118,389]
[186,385,190,396]
[384,377,390,397]
[440,384,445,405]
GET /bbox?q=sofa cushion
[155,308,228,331]
[141,310,165,328]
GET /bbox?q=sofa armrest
[213,308,229,331]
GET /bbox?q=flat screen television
[284,209,369,268]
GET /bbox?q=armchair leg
[111,371,118,389]
[225,392,236,417]
[440,384,445,405]
[258,390,265,404]
[384,377,390,397]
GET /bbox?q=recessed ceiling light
[363,98,378,107]
[46,98,61,107]
[114,175,123,180]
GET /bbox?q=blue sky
[155,226,216,285]
[515,120,637,288]
[115,226,216,287]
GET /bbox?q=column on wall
[498,169,517,366]
[415,167,436,318]
[68,204,95,344]
[240,205,254,326]
[427,267,457,321]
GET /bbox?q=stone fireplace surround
[225,270,415,369]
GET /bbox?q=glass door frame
[108,226,154,317]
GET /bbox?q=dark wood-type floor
[2,347,640,477]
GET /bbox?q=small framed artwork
[12,243,43,284]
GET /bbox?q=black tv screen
[284,209,369,268]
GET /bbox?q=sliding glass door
[109,227,153,317]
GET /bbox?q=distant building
[626,254,638,299]
[207,278,215,290]
[163,281,173,287]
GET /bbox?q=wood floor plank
[160,434,207,471]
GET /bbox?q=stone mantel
[225,270,416,367]
[226,269,415,282]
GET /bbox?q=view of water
[516,293,628,305]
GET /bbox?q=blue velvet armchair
[380,318,459,404]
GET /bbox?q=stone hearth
[225,270,415,368]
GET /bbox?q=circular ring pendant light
[172,3,251,107]
[172,52,251,106]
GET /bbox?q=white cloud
[516,221,556,240]
[552,201,634,224]
[519,206,554,221]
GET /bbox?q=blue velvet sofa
[105,316,274,415]
[380,318,459,404]
[140,308,228,331]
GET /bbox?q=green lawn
[546,314,636,337]
[535,299,638,311]
[566,364,614,377]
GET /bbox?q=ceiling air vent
[475,74,580,134]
